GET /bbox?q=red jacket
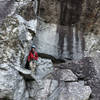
[28,50,38,62]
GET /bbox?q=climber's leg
[29,61,36,72]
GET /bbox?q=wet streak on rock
[37,0,40,15]
[75,24,79,54]
[67,25,73,59]
[57,25,65,57]
[57,0,84,59]
[80,30,85,54]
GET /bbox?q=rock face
[17,1,36,21]
[13,57,92,100]
[54,57,100,100]
[55,57,96,80]
[34,0,85,60]
[34,0,100,60]
[0,64,28,100]
[0,0,100,100]
[0,0,37,99]
[0,0,14,24]
[35,58,54,79]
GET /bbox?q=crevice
[38,53,65,63]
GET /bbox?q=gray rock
[34,20,59,59]
[14,57,54,81]
[54,57,96,80]
[17,1,36,21]
[0,0,14,25]
[15,66,31,75]
[31,80,91,100]
[15,57,91,100]
[55,69,78,82]
[0,64,27,100]
[86,57,100,100]
[34,0,89,60]
[0,1,37,99]
[54,57,100,100]
[36,79,58,100]
[34,20,84,60]
[58,82,92,100]
[35,58,54,79]
[0,0,98,100]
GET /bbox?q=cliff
[0,0,100,100]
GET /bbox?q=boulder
[35,58,54,79]
[0,64,28,100]
[54,57,100,100]
[54,69,78,82]
[14,57,54,81]
[54,57,96,80]
[36,79,58,100]
[58,82,92,100]
[28,79,91,100]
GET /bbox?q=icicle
[78,32,83,59]
[33,0,38,15]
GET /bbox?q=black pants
[25,60,31,70]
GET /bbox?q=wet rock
[34,20,59,59]
[34,19,84,60]
[34,0,100,61]
[34,0,85,60]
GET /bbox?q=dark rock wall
[80,0,100,34]
[38,0,60,23]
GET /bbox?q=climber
[25,45,38,72]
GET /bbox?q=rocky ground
[0,0,100,100]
